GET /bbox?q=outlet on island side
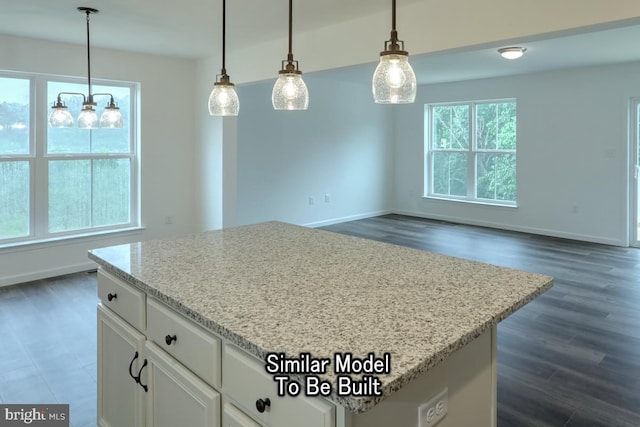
[418,387,448,427]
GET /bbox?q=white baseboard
[303,210,394,228]
[0,261,98,288]
[394,210,627,247]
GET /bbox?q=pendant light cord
[287,0,293,61]
[85,9,92,98]
[221,0,227,74]
[392,0,396,31]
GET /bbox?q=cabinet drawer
[223,345,334,427]
[98,270,145,331]
[223,402,261,427]
[147,298,221,389]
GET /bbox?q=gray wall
[393,62,640,246]
[235,75,395,227]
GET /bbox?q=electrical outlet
[419,388,448,427]
[308,197,315,205]
[325,194,331,203]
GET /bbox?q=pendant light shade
[272,0,308,110]
[100,99,124,128]
[78,105,99,129]
[209,79,240,116]
[48,7,123,129]
[373,0,416,104]
[49,101,74,128]
[209,0,239,116]
[272,73,308,110]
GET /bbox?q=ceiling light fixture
[272,0,308,110]
[372,0,417,104]
[208,0,239,116]
[498,47,527,60]
[49,7,123,129]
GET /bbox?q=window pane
[93,159,131,227]
[476,102,516,150]
[0,161,30,238]
[0,77,30,155]
[49,160,91,232]
[432,105,469,149]
[49,159,131,232]
[432,152,467,196]
[47,81,131,154]
[476,153,516,201]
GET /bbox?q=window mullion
[33,76,49,238]
[468,102,476,200]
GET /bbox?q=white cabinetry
[97,269,339,427]
[97,304,145,427]
[97,270,221,427]
[224,344,335,427]
[145,342,220,427]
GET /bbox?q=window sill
[0,226,145,253]
[423,195,518,208]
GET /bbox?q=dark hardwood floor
[0,271,98,427]
[322,214,640,427]
[1,214,639,426]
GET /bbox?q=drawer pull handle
[136,359,149,393]
[128,352,149,392]
[107,293,117,301]
[165,334,177,346]
[128,351,139,380]
[255,398,271,413]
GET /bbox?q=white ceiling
[2,0,640,85]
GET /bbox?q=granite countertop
[88,221,553,413]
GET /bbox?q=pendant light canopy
[372,0,417,104]
[208,0,239,116]
[272,0,308,110]
[49,7,123,129]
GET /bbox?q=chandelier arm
[56,92,88,103]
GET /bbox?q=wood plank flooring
[0,271,98,427]
[322,214,640,427]
[1,214,639,426]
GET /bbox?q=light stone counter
[89,221,552,414]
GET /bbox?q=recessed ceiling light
[498,47,527,60]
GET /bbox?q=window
[425,100,517,205]
[0,73,137,244]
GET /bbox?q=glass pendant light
[208,0,239,116]
[272,0,308,110]
[77,105,99,129]
[49,97,74,127]
[48,7,124,129]
[100,97,124,128]
[372,0,417,104]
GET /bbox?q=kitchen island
[89,221,552,427]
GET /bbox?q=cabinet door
[146,341,220,427]
[98,304,146,427]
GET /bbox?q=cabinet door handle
[255,398,271,413]
[107,293,117,301]
[165,334,177,346]
[136,359,149,393]
[128,351,140,380]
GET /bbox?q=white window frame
[0,71,139,247]
[424,99,518,207]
